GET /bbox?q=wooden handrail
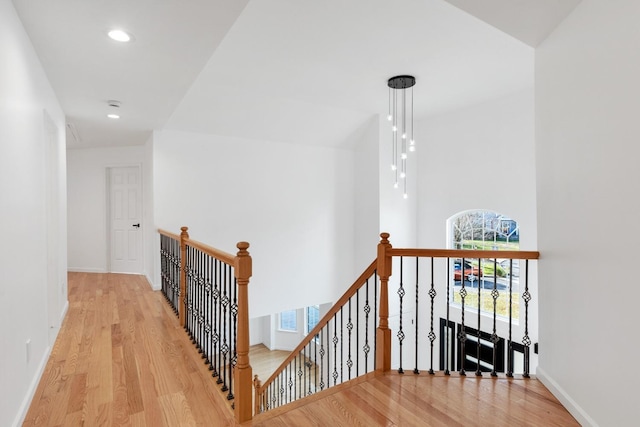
[184,238,236,265]
[388,248,540,260]
[157,228,237,265]
[257,259,378,392]
[158,228,181,241]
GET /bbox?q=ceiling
[12,0,580,149]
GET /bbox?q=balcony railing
[158,227,253,423]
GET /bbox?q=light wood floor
[249,372,580,426]
[24,272,237,426]
[25,272,578,426]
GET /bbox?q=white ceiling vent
[66,122,81,145]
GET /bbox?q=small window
[305,305,320,335]
[279,310,297,332]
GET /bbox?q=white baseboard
[59,299,69,324]
[67,267,106,273]
[536,366,598,427]
[145,274,161,291]
[12,345,52,427]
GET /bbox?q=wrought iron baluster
[175,238,180,312]
[186,246,193,336]
[340,306,343,383]
[297,351,303,400]
[363,278,371,371]
[220,264,229,391]
[459,257,467,376]
[213,259,220,378]
[522,259,531,378]
[356,288,360,376]
[414,256,420,375]
[374,270,378,370]
[476,257,482,377]
[225,264,234,397]
[203,255,210,365]
[327,323,331,390]
[347,298,353,380]
[200,251,206,357]
[228,272,237,400]
[278,372,283,408]
[507,259,514,377]
[184,246,189,332]
[332,314,338,386]
[397,256,405,374]
[290,362,294,404]
[313,338,317,395]
[428,257,437,375]
[319,327,325,391]
[445,258,451,375]
[491,259,499,377]
[198,250,204,353]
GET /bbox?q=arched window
[447,210,520,318]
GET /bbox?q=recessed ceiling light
[108,29,131,42]
[107,114,120,119]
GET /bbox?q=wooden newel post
[234,241,253,423]
[376,232,393,372]
[179,226,189,328]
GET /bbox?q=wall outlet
[26,339,31,363]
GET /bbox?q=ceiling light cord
[387,75,416,199]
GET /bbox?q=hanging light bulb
[387,75,416,199]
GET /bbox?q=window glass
[448,210,520,319]
[279,310,297,331]
[306,305,320,334]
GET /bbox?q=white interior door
[109,166,143,274]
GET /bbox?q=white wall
[0,1,67,425]
[67,145,154,283]
[416,89,537,250]
[143,136,156,287]
[536,2,640,426]
[353,117,381,272]
[153,130,355,319]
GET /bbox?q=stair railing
[254,260,379,413]
[378,233,540,378]
[255,232,540,417]
[158,227,253,423]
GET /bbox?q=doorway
[107,166,143,274]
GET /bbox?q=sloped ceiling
[11,0,579,149]
[444,0,581,47]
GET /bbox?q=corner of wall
[536,366,598,427]
[144,274,160,291]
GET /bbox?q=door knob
[133,223,140,228]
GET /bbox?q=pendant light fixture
[387,75,416,199]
